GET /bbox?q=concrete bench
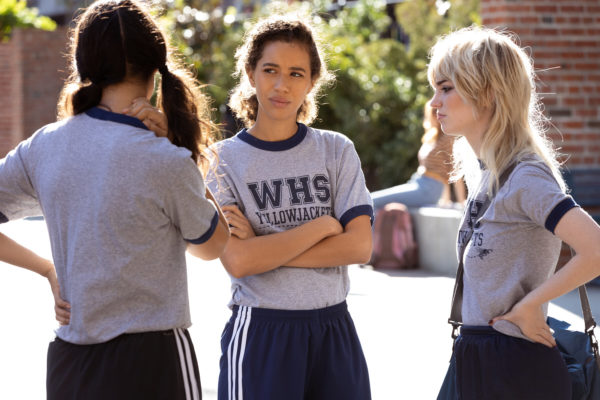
[410,206,462,275]
[409,167,600,284]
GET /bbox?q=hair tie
[158,65,169,75]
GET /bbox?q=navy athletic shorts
[218,301,371,400]
[47,328,201,400]
[454,325,571,400]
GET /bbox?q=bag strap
[564,247,600,368]
[448,163,516,339]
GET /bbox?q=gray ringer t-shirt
[0,108,218,344]
[207,124,373,310]
[458,157,577,339]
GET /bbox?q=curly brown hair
[229,15,334,128]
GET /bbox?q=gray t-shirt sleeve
[0,139,42,222]
[333,139,374,227]
[504,163,577,233]
[163,156,218,244]
[206,161,238,209]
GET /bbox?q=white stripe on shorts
[237,308,252,400]
[177,328,200,400]
[226,306,252,400]
[174,328,200,400]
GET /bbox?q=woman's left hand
[42,264,71,326]
[123,98,168,137]
[222,205,256,240]
[491,301,556,348]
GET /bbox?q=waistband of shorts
[231,301,348,322]
[54,328,187,346]
[459,325,501,336]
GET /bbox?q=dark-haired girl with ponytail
[0,1,229,399]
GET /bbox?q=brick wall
[480,0,600,267]
[480,0,600,169]
[0,27,69,157]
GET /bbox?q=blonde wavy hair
[427,26,564,193]
[229,14,334,128]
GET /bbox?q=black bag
[548,316,600,400]
[437,353,458,400]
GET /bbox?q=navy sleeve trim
[186,211,219,245]
[545,197,579,233]
[339,205,374,228]
[0,211,8,224]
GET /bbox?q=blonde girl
[429,27,600,399]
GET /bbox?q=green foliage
[0,0,56,42]
[158,0,246,133]
[161,0,479,189]
[312,0,426,189]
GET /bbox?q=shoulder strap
[563,247,600,368]
[448,162,517,338]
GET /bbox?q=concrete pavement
[1,218,598,399]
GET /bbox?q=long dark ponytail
[58,0,216,168]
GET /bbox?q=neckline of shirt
[237,123,308,151]
[85,107,149,131]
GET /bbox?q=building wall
[480,0,600,169]
[1,3,598,166]
[0,27,68,157]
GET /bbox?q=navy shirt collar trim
[237,123,307,151]
[85,107,149,131]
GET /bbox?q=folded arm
[285,215,372,268]
[219,205,343,278]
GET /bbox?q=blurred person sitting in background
[371,100,466,211]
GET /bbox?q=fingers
[53,293,71,326]
[229,226,250,240]
[122,97,152,116]
[221,206,255,239]
[535,322,556,348]
[224,212,247,228]
[142,119,168,137]
[222,204,242,216]
[55,295,70,310]
[492,314,556,348]
[55,304,70,325]
[225,216,254,239]
[122,98,168,137]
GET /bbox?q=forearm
[220,217,340,278]
[521,207,600,308]
[286,215,372,268]
[521,252,600,308]
[0,233,53,276]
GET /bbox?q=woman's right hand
[123,98,168,137]
[491,300,556,348]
